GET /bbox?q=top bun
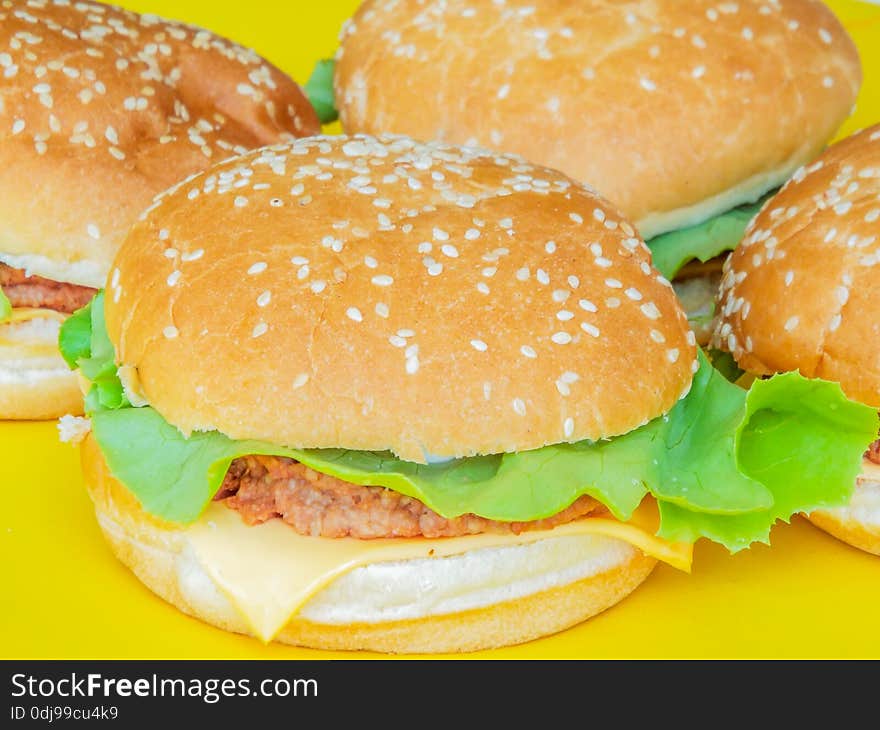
[106,134,697,462]
[712,124,880,408]
[335,0,861,239]
[0,0,319,288]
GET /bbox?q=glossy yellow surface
[3,0,880,660]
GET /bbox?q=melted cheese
[187,499,692,642]
[2,307,67,325]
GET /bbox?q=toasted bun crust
[81,434,656,653]
[808,460,880,556]
[712,124,880,407]
[0,0,319,288]
[335,0,860,239]
[0,316,82,419]
[106,134,697,461]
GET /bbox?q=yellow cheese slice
[188,499,692,642]
[2,307,67,324]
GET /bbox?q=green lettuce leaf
[0,287,11,322]
[304,59,338,125]
[58,293,129,411]
[647,194,773,280]
[58,301,92,369]
[70,292,877,551]
[657,373,879,550]
[707,349,745,384]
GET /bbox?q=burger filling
[0,263,96,314]
[867,437,880,466]
[216,454,602,539]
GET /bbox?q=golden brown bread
[0,0,319,288]
[335,0,861,239]
[712,124,880,409]
[106,134,697,462]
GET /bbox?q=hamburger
[323,0,861,342]
[712,123,880,556]
[62,134,875,653]
[0,0,319,420]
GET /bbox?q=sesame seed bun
[712,124,880,555]
[808,460,880,556]
[106,134,697,462]
[82,432,657,654]
[0,316,82,419]
[335,0,861,239]
[0,0,319,420]
[712,124,880,408]
[0,0,319,288]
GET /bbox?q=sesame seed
[579,299,598,313]
[667,348,680,363]
[372,275,394,286]
[441,244,459,258]
[465,228,481,240]
[293,373,309,389]
[257,291,271,307]
[640,78,657,91]
[546,241,557,254]
[516,267,530,281]
[405,355,419,375]
[551,332,572,345]
[557,310,574,321]
[375,302,389,318]
[819,28,833,44]
[829,314,842,332]
[552,289,570,302]
[784,316,799,332]
[536,269,550,285]
[521,345,537,359]
[564,418,575,438]
[605,278,622,289]
[640,302,661,320]
[512,398,526,416]
[346,307,363,322]
[569,212,584,225]
[390,335,407,348]
[835,286,849,305]
[834,201,852,216]
[866,210,880,223]
[252,322,268,338]
[166,270,181,287]
[163,326,179,339]
[580,322,600,338]
[476,282,490,294]
[433,227,450,241]
[595,257,612,268]
[471,339,488,352]
[650,329,666,344]
[692,65,706,79]
[11,119,25,135]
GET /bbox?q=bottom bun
[0,316,82,420]
[807,459,880,556]
[81,434,657,654]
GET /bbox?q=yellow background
[3,0,880,660]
